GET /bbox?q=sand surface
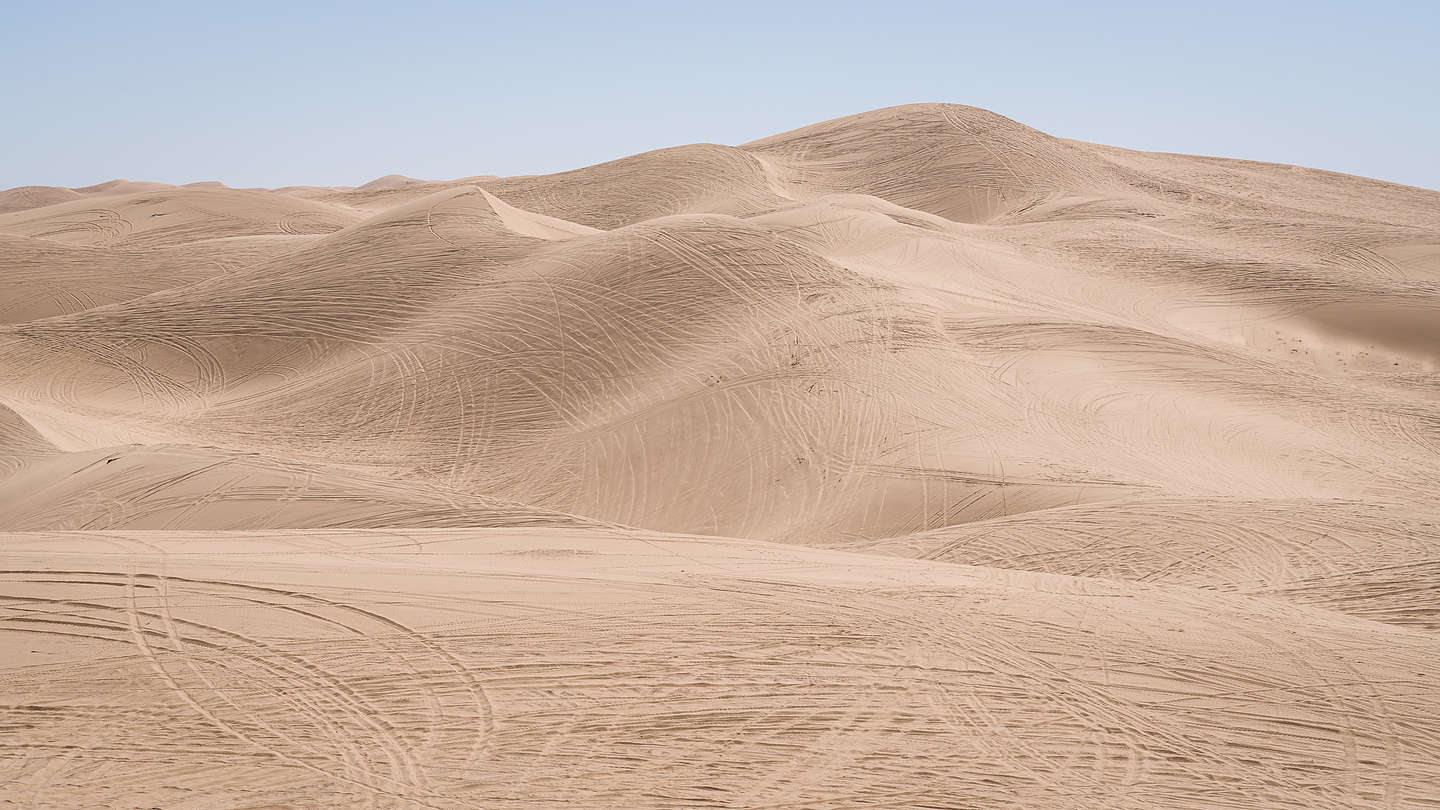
[2,103,1439,808]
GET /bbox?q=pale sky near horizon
[4,1,1437,191]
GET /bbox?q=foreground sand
[2,104,1439,808]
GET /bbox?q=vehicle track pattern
[2,529,1439,808]
[2,103,1440,808]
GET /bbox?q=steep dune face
[3,104,1440,808]
[0,403,57,478]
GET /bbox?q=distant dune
[2,103,1439,809]
[358,173,430,190]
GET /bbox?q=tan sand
[1,103,1438,808]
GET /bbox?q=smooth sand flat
[2,103,1439,808]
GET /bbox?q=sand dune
[0,187,82,216]
[850,495,1440,629]
[358,174,430,191]
[745,104,1128,223]
[2,103,1439,808]
[0,232,307,323]
[0,186,361,248]
[0,402,57,478]
[0,444,610,532]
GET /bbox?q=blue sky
[4,1,1437,190]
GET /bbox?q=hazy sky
[5,1,1437,190]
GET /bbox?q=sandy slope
[0,444,609,532]
[2,103,1439,808]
